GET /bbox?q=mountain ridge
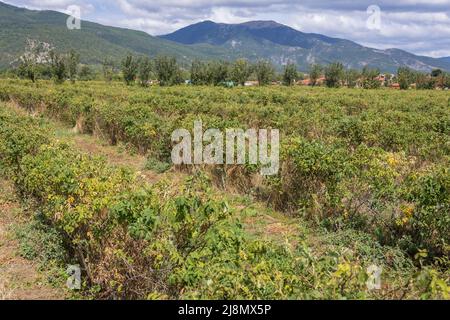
[0,1,227,69]
[1,1,449,73]
[160,20,450,73]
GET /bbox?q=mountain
[439,56,450,63]
[161,20,346,48]
[1,1,449,73]
[161,20,450,73]
[0,1,226,69]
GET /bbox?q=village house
[244,80,259,87]
[298,76,325,86]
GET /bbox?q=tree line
[8,40,450,90]
[118,55,301,87]
[10,40,84,83]
[121,56,450,90]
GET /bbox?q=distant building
[300,79,311,86]
[375,74,386,85]
[299,76,325,86]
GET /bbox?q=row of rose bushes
[0,104,390,299]
[1,102,449,299]
[1,80,448,161]
[0,80,448,259]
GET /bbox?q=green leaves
[1,80,449,300]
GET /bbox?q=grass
[0,178,68,299]
[144,157,172,173]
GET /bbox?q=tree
[138,56,152,87]
[344,69,361,88]
[154,56,182,86]
[361,66,381,89]
[67,49,80,83]
[383,73,394,87]
[282,62,298,86]
[207,60,229,86]
[324,62,344,88]
[444,73,450,88]
[431,69,443,78]
[397,67,414,90]
[190,59,208,85]
[121,54,138,85]
[230,59,252,86]
[255,60,274,86]
[309,64,322,86]
[18,55,37,83]
[49,50,66,84]
[416,73,434,90]
[17,39,52,83]
[79,65,95,81]
[434,72,450,89]
[102,58,114,82]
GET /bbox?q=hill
[1,2,449,73]
[161,20,450,73]
[0,1,225,69]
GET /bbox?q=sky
[4,0,450,58]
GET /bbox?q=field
[0,79,449,299]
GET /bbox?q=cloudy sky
[4,0,450,57]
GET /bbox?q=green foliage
[230,59,252,86]
[207,60,230,86]
[154,56,183,86]
[17,57,37,83]
[190,59,208,85]
[397,67,415,90]
[362,67,381,89]
[309,64,322,86]
[325,62,344,88]
[344,69,361,88]
[431,69,443,77]
[282,62,298,86]
[16,39,53,83]
[189,60,230,86]
[78,65,96,81]
[102,58,115,82]
[255,60,275,86]
[67,50,80,83]
[138,56,153,87]
[14,212,68,267]
[121,54,138,86]
[1,85,449,300]
[279,137,349,215]
[415,74,435,90]
[401,165,450,257]
[145,157,171,173]
[49,50,67,84]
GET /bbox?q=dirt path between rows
[0,179,65,300]
[58,127,163,184]
[58,127,303,247]
[0,105,302,300]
